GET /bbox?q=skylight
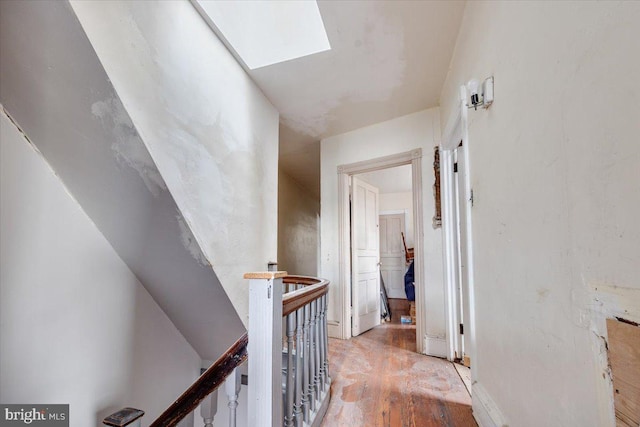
[195,0,331,70]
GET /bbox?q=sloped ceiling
[245,1,466,196]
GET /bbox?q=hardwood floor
[321,299,476,427]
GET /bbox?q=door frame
[441,85,477,364]
[337,149,426,353]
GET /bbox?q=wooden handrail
[149,274,328,426]
[282,276,329,317]
[149,332,248,427]
[283,275,326,286]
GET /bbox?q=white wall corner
[423,334,447,358]
[432,107,442,144]
[472,383,508,427]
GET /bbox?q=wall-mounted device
[466,76,494,110]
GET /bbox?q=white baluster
[284,314,296,427]
[225,368,241,427]
[322,294,330,387]
[318,295,327,391]
[313,299,321,402]
[302,303,311,421]
[308,302,317,411]
[294,308,304,427]
[200,389,218,427]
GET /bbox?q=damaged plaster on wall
[92,97,167,197]
[92,97,212,268]
[176,211,210,267]
[570,281,640,417]
[71,0,280,331]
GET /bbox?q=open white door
[351,176,380,337]
[455,146,472,364]
[379,213,406,299]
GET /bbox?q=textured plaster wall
[439,2,640,425]
[278,170,320,277]
[0,109,200,427]
[320,109,445,344]
[71,0,280,327]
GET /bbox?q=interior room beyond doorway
[355,164,417,346]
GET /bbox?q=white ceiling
[358,164,412,194]
[242,0,466,196]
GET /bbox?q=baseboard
[473,383,508,427]
[423,335,447,358]
[328,321,341,339]
[309,386,331,427]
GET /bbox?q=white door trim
[379,209,408,216]
[441,86,477,369]
[441,147,461,361]
[337,149,426,353]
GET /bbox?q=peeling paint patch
[593,330,612,380]
[91,97,167,197]
[159,125,233,246]
[571,282,640,330]
[588,283,640,324]
[570,281,640,416]
[176,212,210,266]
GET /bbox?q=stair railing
[103,272,330,427]
[244,272,330,427]
[148,333,247,426]
[281,275,331,427]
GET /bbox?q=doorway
[337,149,427,353]
[452,143,471,364]
[441,91,476,370]
[354,164,414,339]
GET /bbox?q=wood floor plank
[321,300,476,427]
[454,363,472,397]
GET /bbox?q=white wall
[278,170,319,276]
[0,110,201,427]
[71,0,280,327]
[320,108,445,345]
[379,191,414,247]
[439,2,640,426]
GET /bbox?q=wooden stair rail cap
[244,271,288,280]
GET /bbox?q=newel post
[244,271,286,427]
